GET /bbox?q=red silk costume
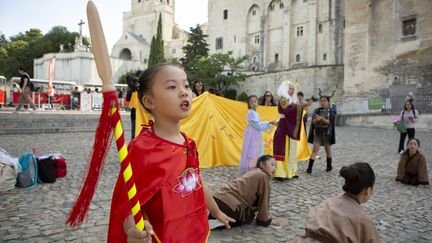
[108,127,210,242]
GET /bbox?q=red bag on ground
[51,156,66,178]
[38,154,67,178]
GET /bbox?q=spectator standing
[15,67,37,112]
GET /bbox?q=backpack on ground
[38,154,66,178]
[37,157,56,183]
[16,151,38,188]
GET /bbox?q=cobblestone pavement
[0,127,431,243]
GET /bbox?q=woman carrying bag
[397,100,419,154]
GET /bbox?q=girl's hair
[403,101,417,118]
[407,137,420,147]
[247,95,258,109]
[403,138,421,155]
[126,75,139,92]
[320,96,330,102]
[260,91,274,105]
[256,155,274,169]
[297,91,304,97]
[192,80,206,97]
[137,63,181,112]
[340,162,375,195]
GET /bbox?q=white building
[111,0,189,63]
[207,0,344,72]
[34,0,189,84]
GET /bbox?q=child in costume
[306,90,336,174]
[213,155,280,227]
[239,95,277,175]
[273,80,310,180]
[395,138,429,185]
[297,162,380,242]
[108,64,234,242]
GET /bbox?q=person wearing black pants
[397,100,419,153]
[398,128,415,153]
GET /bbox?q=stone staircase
[0,110,131,135]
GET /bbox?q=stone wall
[236,65,344,100]
[343,0,432,101]
[207,0,343,71]
[336,113,432,132]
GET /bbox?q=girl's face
[143,66,192,122]
[297,95,304,103]
[407,139,419,152]
[320,97,329,108]
[265,93,272,101]
[405,102,412,110]
[195,82,203,91]
[249,97,258,110]
[288,85,294,96]
[261,158,276,176]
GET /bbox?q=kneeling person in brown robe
[296,162,381,243]
[396,138,429,185]
[210,155,280,227]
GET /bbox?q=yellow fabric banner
[133,92,311,168]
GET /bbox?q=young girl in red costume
[108,63,234,242]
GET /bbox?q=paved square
[0,126,431,242]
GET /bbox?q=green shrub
[223,89,237,100]
[237,91,248,102]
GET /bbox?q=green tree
[180,25,209,81]
[9,29,43,43]
[148,14,165,67]
[195,53,248,92]
[0,26,91,79]
[117,69,140,84]
[0,32,9,48]
[3,40,32,78]
[35,26,90,55]
[166,57,181,65]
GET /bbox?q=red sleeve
[107,136,164,242]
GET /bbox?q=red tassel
[66,91,118,227]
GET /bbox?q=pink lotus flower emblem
[173,168,201,197]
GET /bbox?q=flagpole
[66,0,145,231]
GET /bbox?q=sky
[0,0,207,50]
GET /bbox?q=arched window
[275,53,279,62]
[280,2,284,8]
[296,54,301,62]
[253,56,257,63]
[323,53,327,61]
[318,24,323,33]
[119,48,132,60]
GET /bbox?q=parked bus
[10,77,77,109]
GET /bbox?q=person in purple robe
[239,95,277,175]
[273,81,310,180]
